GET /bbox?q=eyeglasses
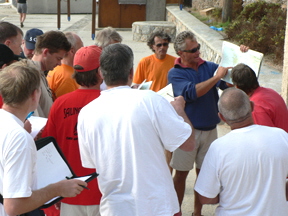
[155,43,169,47]
[182,44,201,53]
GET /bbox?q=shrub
[226,1,286,64]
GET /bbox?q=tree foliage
[226,1,286,63]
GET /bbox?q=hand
[240,44,249,53]
[55,179,87,197]
[170,96,186,112]
[215,66,231,79]
[24,120,32,133]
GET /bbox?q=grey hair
[96,27,123,48]
[100,43,133,86]
[174,31,197,55]
[218,88,252,123]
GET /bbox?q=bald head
[218,88,252,125]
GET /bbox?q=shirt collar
[174,57,205,68]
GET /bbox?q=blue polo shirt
[168,58,227,130]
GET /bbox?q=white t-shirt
[195,124,288,216]
[0,109,37,216]
[78,86,192,216]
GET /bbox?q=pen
[167,93,174,98]
[65,176,90,190]
[26,111,34,120]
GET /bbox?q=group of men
[0,19,288,216]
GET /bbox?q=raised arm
[195,66,229,97]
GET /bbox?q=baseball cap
[73,45,102,72]
[0,44,20,67]
[24,28,44,50]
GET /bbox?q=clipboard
[35,136,98,208]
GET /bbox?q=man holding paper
[78,43,195,216]
[0,60,86,216]
[133,31,176,92]
[167,31,250,216]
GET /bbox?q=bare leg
[193,168,202,216]
[20,13,24,27]
[165,150,173,174]
[21,13,26,23]
[173,170,189,207]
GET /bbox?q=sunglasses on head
[182,44,201,53]
[155,42,169,47]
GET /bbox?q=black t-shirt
[18,0,27,3]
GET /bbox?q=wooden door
[99,0,146,28]
[166,0,179,4]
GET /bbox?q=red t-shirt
[251,86,288,132]
[42,89,102,205]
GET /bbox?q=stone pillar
[146,0,166,21]
[281,7,288,103]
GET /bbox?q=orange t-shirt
[47,64,79,100]
[133,54,176,92]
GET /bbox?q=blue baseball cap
[24,28,44,50]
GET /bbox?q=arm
[198,194,219,204]
[170,96,195,151]
[4,179,87,216]
[195,66,229,97]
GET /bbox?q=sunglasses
[182,44,201,53]
[155,42,169,47]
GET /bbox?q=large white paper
[218,41,264,84]
[157,83,174,102]
[36,142,73,205]
[36,142,72,190]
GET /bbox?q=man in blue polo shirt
[168,31,229,216]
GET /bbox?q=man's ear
[42,48,49,56]
[99,68,104,80]
[129,68,134,80]
[4,40,11,47]
[218,112,227,123]
[31,89,39,102]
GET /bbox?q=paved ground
[0,2,283,216]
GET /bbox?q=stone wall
[191,0,286,10]
[166,6,223,63]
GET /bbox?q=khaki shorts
[60,203,100,216]
[170,128,217,171]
